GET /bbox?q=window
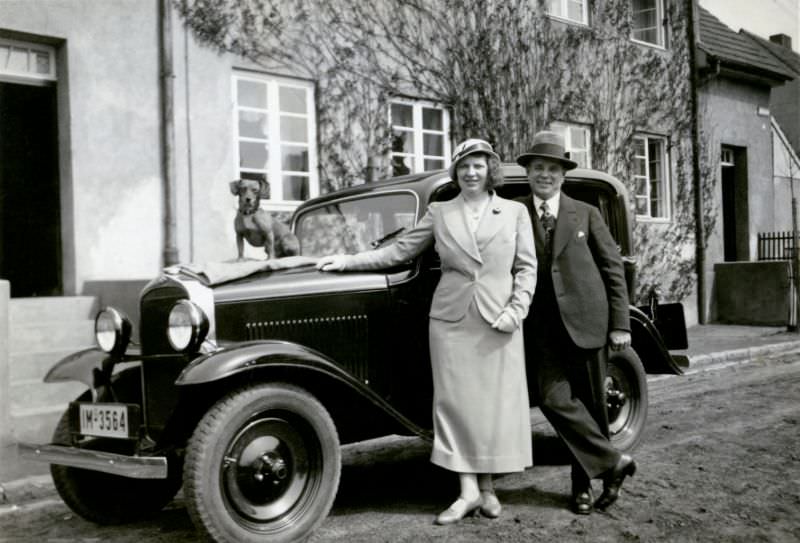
[0,38,56,82]
[631,0,666,47]
[295,192,418,257]
[234,73,318,209]
[633,135,670,220]
[550,122,592,168]
[390,100,450,176]
[547,0,589,25]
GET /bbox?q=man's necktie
[540,202,555,254]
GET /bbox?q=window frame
[0,38,56,83]
[630,0,667,49]
[232,71,319,211]
[550,121,593,169]
[389,98,451,176]
[632,134,671,222]
[546,0,590,26]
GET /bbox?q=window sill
[635,215,671,224]
[629,38,667,51]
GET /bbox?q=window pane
[634,28,658,44]
[238,80,267,108]
[392,155,414,176]
[391,131,414,154]
[634,157,647,177]
[281,145,309,172]
[391,103,413,128]
[567,0,584,21]
[423,133,444,157]
[424,158,445,171]
[280,116,308,142]
[34,51,50,74]
[7,47,28,72]
[635,196,648,215]
[279,86,306,114]
[570,150,587,168]
[570,127,586,148]
[241,171,268,185]
[634,177,647,196]
[548,0,562,16]
[239,141,269,169]
[633,138,646,156]
[282,175,309,201]
[239,110,268,139]
[422,108,442,130]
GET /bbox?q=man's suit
[517,192,630,482]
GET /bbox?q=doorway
[720,145,748,262]
[0,81,62,297]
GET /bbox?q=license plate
[77,403,131,438]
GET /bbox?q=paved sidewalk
[3,324,800,508]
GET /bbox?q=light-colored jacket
[343,194,537,327]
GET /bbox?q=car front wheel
[606,348,648,453]
[183,382,341,543]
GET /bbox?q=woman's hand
[316,254,348,272]
[491,312,517,333]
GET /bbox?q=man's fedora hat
[449,138,500,179]
[515,130,578,171]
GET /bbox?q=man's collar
[532,192,560,217]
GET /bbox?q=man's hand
[492,312,517,333]
[609,329,631,352]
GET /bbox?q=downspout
[687,0,707,323]
[159,0,179,266]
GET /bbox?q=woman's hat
[448,139,500,179]
[515,131,578,171]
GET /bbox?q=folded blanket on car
[165,256,319,286]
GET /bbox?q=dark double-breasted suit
[517,193,630,483]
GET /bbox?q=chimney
[770,33,792,49]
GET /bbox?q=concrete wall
[714,261,792,325]
[0,281,10,469]
[700,77,775,320]
[771,78,800,156]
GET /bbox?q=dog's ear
[229,179,242,195]
[258,179,271,200]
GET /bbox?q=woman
[317,139,536,524]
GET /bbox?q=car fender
[629,306,685,375]
[175,340,431,438]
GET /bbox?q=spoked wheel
[184,383,340,543]
[606,349,648,453]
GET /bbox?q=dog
[230,178,300,260]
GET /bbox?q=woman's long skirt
[429,302,532,473]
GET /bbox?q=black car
[21,164,687,543]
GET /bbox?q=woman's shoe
[435,495,482,525]
[479,490,502,518]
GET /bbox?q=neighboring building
[0,1,699,321]
[695,6,797,320]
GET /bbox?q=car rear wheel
[50,387,183,524]
[606,348,648,453]
[183,383,341,543]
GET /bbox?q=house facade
[1,0,702,320]
[695,6,797,321]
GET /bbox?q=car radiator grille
[244,315,370,382]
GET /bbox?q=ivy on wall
[175,0,717,304]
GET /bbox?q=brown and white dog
[230,178,300,260]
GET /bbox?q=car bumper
[18,443,168,479]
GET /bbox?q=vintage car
[21,164,687,543]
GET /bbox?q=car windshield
[294,192,418,257]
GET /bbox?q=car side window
[295,193,418,257]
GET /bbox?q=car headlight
[167,300,209,352]
[95,307,132,355]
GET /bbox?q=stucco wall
[0,0,165,292]
[700,76,775,319]
[714,261,792,325]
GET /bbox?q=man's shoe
[571,486,593,515]
[594,454,637,510]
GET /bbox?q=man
[515,130,636,515]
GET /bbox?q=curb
[687,340,800,370]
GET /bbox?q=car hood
[211,264,400,304]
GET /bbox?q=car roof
[294,164,628,215]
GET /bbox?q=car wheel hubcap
[606,370,633,435]
[222,416,310,522]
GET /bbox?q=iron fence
[757,231,796,261]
